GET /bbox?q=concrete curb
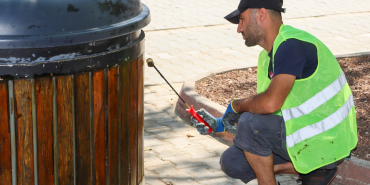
[174,65,370,185]
[334,51,370,59]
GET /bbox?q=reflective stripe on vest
[286,94,354,148]
[282,72,347,122]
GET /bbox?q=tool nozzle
[146,58,155,67]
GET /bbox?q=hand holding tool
[191,108,226,135]
[146,58,213,133]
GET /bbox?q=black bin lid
[0,0,150,49]
[0,0,150,77]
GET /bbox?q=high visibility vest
[257,24,358,173]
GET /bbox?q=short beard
[243,11,263,47]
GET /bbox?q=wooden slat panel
[75,73,92,185]
[56,75,74,185]
[108,67,119,184]
[0,80,11,185]
[36,77,54,185]
[14,79,34,185]
[93,71,106,185]
[137,55,144,184]
[129,59,138,185]
[120,62,130,185]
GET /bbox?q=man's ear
[258,8,268,22]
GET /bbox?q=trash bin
[0,1,150,184]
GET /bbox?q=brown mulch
[195,55,370,161]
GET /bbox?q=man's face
[237,9,263,47]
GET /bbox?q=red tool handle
[186,105,213,134]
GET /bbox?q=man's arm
[232,74,296,114]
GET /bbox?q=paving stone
[144,135,169,147]
[158,119,189,127]
[150,144,186,158]
[145,120,166,130]
[144,92,160,102]
[163,137,201,149]
[160,106,178,118]
[192,139,229,156]
[194,157,222,172]
[144,99,173,107]
[155,116,179,124]
[180,166,222,181]
[146,126,172,135]
[145,170,165,185]
[148,165,193,180]
[145,179,166,185]
[212,170,229,179]
[148,104,176,114]
[161,178,200,185]
[162,121,194,133]
[154,130,187,139]
[148,83,183,93]
[144,112,171,121]
[183,130,206,141]
[162,154,204,169]
[182,146,218,159]
[144,105,162,115]
[197,177,233,185]
[144,152,172,168]
[154,89,180,97]
[145,131,153,136]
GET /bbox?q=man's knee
[220,145,256,182]
[219,149,240,178]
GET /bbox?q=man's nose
[237,20,243,33]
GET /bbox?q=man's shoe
[297,167,338,185]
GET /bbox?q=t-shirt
[268,39,318,80]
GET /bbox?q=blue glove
[220,100,239,135]
[223,100,238,117]
[215,117,226,132]
[222,112,240,135]
[191,100,238,135]
[191,109,225,135]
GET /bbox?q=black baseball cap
[224,0,286,24]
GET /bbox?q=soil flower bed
[195,55,370,161]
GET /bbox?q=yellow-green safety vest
[257,24,358,174]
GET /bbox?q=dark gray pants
[220,112,339,184]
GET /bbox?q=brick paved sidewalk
[141,0,370,184]
[142,0,370,85]
[143,84,299,185]
[143,12,370,85]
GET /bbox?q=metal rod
[153,66,189,107]
[146,58,189,108]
